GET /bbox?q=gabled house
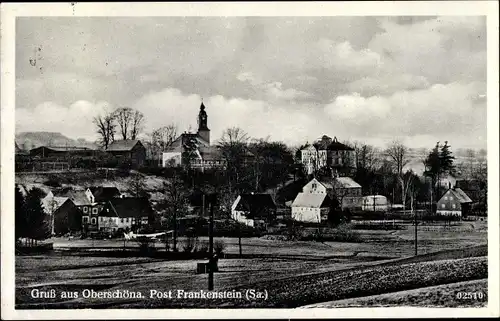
[53,198,83,235]
[106,140,146,167]
[291,193,332,223]
[55,189,103,232]
[231,193,277,228]
[300,177,362,211]
[98,197,154,233]
[436,188,473,217]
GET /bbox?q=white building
[291,193,331,223]
[362,195,389,212]
[301,145,327,175]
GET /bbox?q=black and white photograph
[1,2,499,319]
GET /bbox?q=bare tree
[217,127,250,187]
[353,141,379,171]
[218,127,249,146]
[386,141,411,205]
[93,112,116,150]
[147,124,178,164]
[161,175,188,252]
[113,107,145,140]
[386,141,410,176]
[130,110,145,140]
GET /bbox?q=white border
[1,1,499,319]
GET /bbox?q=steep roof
[106,140,141,151]
[101,197,153,218]
[292,193,331,208]
[89,186,121,202]
[332,177,362,189]
[42,196,69,212]
[234,193,276,217]
[200,146,224,161]
[67,190,92,206]
[450,188,473,203]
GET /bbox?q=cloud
[16,100,114,141]
[325,82,486,147]
[325,93,391,120]
[14,17,487,150]
[236,72,311,101]
[346,74,430,96]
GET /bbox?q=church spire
[197,100,210,145]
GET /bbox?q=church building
[161,102,226,170]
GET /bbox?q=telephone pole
[414,209,418,256]
[208,195,215,291]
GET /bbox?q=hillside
[15,132,98,151]
[15,170,168,202]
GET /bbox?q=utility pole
[208,196,215,291]
[414,206,418,256]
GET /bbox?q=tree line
[15,185,51,246]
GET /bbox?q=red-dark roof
[89,186,121,202]
[101,197,153,218]
[106,140,141,152]
[234,193,276,218]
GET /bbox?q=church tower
[197,101,210,145]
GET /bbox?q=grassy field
[16,222,488,309]
[301,279,488,308]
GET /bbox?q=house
[300,177,362,211]
[362,195,389,212]
[291,193,332,223]
[55,189,103,232]
[231,193,277,228]
[29,146,96,158]
[98,197,154,233]
[436,188,473,217]
[330,177,363,211]
[300,136,356,176]
[106,140,147,166]
[86,186,122,203]
[53,198,83,235]
[162,102,253,170]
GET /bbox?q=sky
[15,16,487,150]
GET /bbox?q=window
[449,196,454,201]
[82,216,89,224]
[444,196,448,200]
[92,208,98,214]
[452,204,456,209]
[121,218,124,223]
[91,218,97,224]
[441,204,445,209]
[83,207,88,213]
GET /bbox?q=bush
[43,178,61,188]
[330,223,361,242]
[214,240,226,255]
[196,241,209,254]
[298,224,361,242]
[182,236,198,253]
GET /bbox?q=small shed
[362,195,389,212]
